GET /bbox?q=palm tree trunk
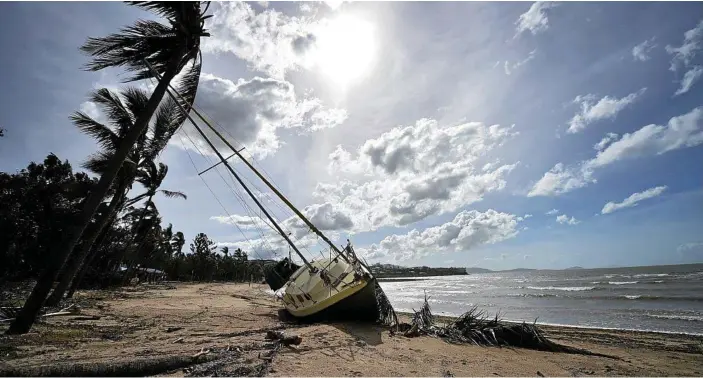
[65,215,113,299]
[118,194,153,285]
[6,56,182,335]
[45,180,128,306]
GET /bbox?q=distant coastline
[370,263,467,278]
[372,262,703,278]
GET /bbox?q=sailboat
[145,61,396,324]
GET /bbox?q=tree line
[0,153,270,300]
[0,1,219,335]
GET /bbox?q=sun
[311,15,376,88]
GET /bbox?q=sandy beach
[1,282,702,376]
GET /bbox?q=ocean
[378,263,703,335]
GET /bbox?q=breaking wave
[526,286,595,292]
[646,314,703,322]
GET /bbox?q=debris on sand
[400,293,618,359]
[265,330,302,346]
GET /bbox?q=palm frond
[82,151,113,175]
[81,20,181,82]
[121,87,151,152]
[127,1,185,19]
[89,88,133,135]
[135,160,158,189]
[146,59,202,160]
[159,189,186,200]
[70,111,120,152]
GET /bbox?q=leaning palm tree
[115,161,186,274]
[8,1,209,335]
[7,1,209,334]
[45,83,193,307]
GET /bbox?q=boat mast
[144,61,315,271]
[153,69,351,263]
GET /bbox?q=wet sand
[1,282,701,376]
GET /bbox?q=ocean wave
[608,281,638,285]
[646,314,703,322]
[619,295,703,302]
[507,293,558,298]
[633,273,670,278]
[525,286,595,291]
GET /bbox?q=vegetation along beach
[2,1,703,376]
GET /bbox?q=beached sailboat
[145,61,396,324]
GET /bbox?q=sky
[1,1,702,270]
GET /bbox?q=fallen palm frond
[402,296,618,359]
[374,280,398,328]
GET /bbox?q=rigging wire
[178,127,281,259]
[189,105,337,261]
[175,132,297,287]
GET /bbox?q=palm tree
[7,0,208,333]
[117,161,186,276]
[46,85,190,306]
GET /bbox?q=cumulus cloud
[567,88,646,134]
[202,2,319,78]
[530,106,703,196]
[357,210,522,261]
[503,49,537,75]
[211,202,353,262]
[545,209,559,215]
[666,19,703,72]
[515,2,557,37]
[316,119,519,231]
[527,162,594,197]
[601,186,667,214]
[632,38,657,62]
[176,73,347,159]
[585,106,703,169]
[556,214,579,225]
[674,66,703,96]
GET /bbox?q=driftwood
[402,294,619,359]
[0,354,217,377]
[1,304,81,323]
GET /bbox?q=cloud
[176,73,347,159]
[666,19,703,72]
[545,209,559,215]
[601,186,667,214]
[210,214,266,229]
[585,106,703,169]
[315,119,519,231]
[677,242,703,252]
[79,101,105,124]
[593,132,619,151]
[357,209,522,261]
[567,88,646,134]
[504,49,537,75]
[674,66,703,96]
[527,162,594,197]
[556,214,579,225]
[515,2,557,37]
[202,2,319,78]
[530,106,703,196]
[632,38,657,62]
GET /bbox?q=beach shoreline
[1,282,701,376]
